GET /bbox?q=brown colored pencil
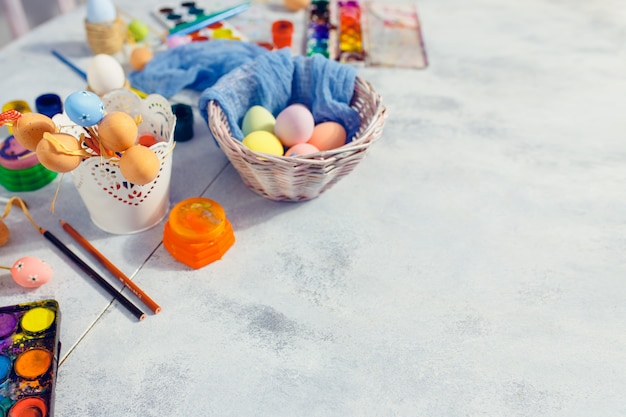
[60,220,161,314]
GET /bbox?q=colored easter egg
[166,35,192,48]
[119,144,160,185]
[87,54,126,96]
[284,142,320,157]
[11,256,53,288]
[86,0,116,23]
[128,19,149,41]
[11,113,57,151]
[274,104,315,147]
[129,46,153,71]
[0,220,9,247]
[35,133,83,173]
[307,121,347,151]
[64,91,105,127]
[284,0,311,11]
[97,111,138,152]
[241,105,276,136]
[242,131,284,156]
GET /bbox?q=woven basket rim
[208,76,385,167]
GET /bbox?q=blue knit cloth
[128,40,361,142]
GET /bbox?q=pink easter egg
[167,35,192,48]
[11,256,53,288]
[274,104,315,147]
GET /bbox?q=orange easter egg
[97,112,138,152]
[307,121,347,151]
[129,46,153,71]
[35,132,83,173]
[284,0,310,11]
[12,113,57,151]
[0,220,9,247]
[119,144,160,185]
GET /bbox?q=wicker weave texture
[208,76,387,202]
[85,17,126,55]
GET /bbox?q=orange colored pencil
[60,220,161,314]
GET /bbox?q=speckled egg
[11,256,53,288]
[274,104,315,147]
[12,113,57,151]
[36,132,83,173]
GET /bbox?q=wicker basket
[207,76,387,202]
[84,16,126,55]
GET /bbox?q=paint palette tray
[362,1,428,69]
[0,300,61,417]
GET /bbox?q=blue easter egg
[64,91,105,127]
[86,0,117,23]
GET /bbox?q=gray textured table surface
[1,0,625,415]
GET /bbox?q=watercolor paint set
[305,0,427,68]
[0,300,61,417]
[152,1,247,41]
[305,0,368,65]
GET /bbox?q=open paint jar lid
[163,197,235,269]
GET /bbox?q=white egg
[87,54,126,96]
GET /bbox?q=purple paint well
[0,313,17,339]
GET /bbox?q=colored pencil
[60,220,161,314]
[39,227,146,321]
[50,49,87,80]
[167,2,251,38]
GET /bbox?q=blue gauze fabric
[198,49,361,142]
[128,40,268,98]
[128,40,361,142]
